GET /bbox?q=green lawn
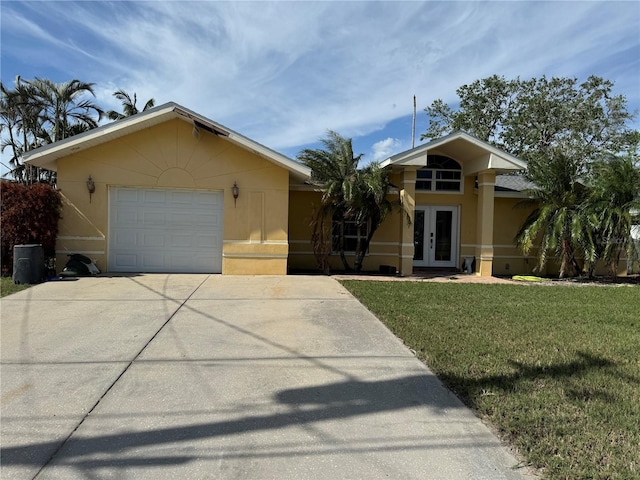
[0,276,31,297]
[340,281,640,480]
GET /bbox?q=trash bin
[12,244,45,284]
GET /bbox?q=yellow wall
[288,175,541,276]
[55,118,290,274]
[491,196,537,276]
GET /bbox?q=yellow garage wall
[55,118,290,274]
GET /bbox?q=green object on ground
[512,275,546,282]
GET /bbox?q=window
[416,155,462,192]
[332,216,368,253]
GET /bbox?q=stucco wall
[287,189,405,272]
[491,196,537,276]
[55,118,290,274]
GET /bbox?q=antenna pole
[412,95,416,148]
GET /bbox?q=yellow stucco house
[25,102,544,277]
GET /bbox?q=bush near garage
[1,181,62,276]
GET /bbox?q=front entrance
[413,206,459,268]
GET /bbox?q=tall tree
[26,77,103,143]
[515,150,593,278]
[586,154,640,277]
[1,77,103,184]
[107,90,155,120]
[298,131,360,271]
[425,75,639,277]
[297,131,401,273]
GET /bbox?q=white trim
[493,255,538,259]
[381,131,527,171]
[58,236,105,241]
[477,182,495,187]
[223,253,288,259]
[401,254,415,259]
[415,190,464,196]
[494,191,528,198]
[402,179,416,185]
[56,250,104,255]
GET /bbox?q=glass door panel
[413,210,425,261]
[413,206,458,268]
[433,210,453,262]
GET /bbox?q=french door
[413,206,459,268]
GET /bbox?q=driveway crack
[31,275,211,479]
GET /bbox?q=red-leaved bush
[1,181,62,276]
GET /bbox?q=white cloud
[371,138,404,163]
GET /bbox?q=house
[25,102,615,277]
[289,131,533,277]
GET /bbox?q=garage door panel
[166,212,194,227]
[142,211,166,226]
[141,233,165,248]
[114,210,139,226]
[113,253,138,268]
[109,187,223,273]
[142,190,166,204]
[113,230,138,248]
[114,188,140,203]
[194,213,219,226]
[194,234,219,248]
[169,234,195,248]
[169,190,195,205]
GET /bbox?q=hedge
[1,181,62,276]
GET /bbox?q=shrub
[1,181,62,276]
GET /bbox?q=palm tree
[297,131,402,273]
[107,90,155,120]
[349,162,395,273]
[516,151,593,278]
[587,155,640,277]
[1,78,45,183]
[25,77,103,143]
[0,77,103,184]
[297,131,361,271]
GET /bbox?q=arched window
[416,155,462,192]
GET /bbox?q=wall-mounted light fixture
[86,175,96,203]
[232,181,239,207]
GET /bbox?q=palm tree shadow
[1,374,463,471]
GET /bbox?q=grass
[0,276,31,297]
[340,281,640,479]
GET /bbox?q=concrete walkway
[1,275,532,479]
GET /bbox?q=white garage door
[108,187,223,273]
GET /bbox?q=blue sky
[1,0,639,172]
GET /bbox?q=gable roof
[381,131,526,175]
[23,102,311,182]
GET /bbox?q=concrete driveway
[1,275,531,479]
